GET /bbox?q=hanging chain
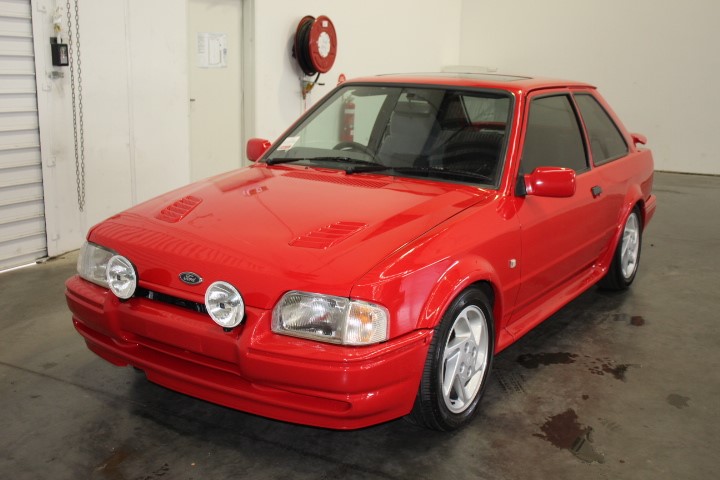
[66,0,85,211]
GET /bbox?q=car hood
[89,165,492,309]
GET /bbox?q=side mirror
[246,138,271,162]
[523,167,576,198]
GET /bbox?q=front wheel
[599,206,642,290]
[408,288,494,431]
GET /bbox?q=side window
[520,95,588,174]
[574,94,628,165]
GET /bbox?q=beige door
[188,0,243,181]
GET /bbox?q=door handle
[591,185,603,198]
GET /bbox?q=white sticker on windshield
[277,136,300,151]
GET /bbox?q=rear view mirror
[246,138,271,162]
[523,167,576,198]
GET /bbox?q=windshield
[265,85,513,187]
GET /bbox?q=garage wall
[252,0,462,141]
[458,0,720,175]
[33,0,462,258]
[1,0,47,270]
[35,0,717,261]
[32,0,189,256]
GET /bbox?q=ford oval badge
[179,272,203,285]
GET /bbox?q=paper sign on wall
[197,33,227,68]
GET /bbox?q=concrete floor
[1,171,718,479]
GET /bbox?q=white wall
[252,0,462,141]
[37,0,717,260]
[35,0,463,257]
[33,0,189,256]
[459,0,720,175]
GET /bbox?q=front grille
[135,288,207,314]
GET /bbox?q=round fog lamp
[205,281,245,329]
[106,255,137,299]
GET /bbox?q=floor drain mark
[571,428,605,464]
[534,408,605,464]
[495,370,526,394]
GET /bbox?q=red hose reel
[293,15,337,98]
[293,15,337,75]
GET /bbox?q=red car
[66,73,655,430]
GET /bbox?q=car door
[509,91,616,328]
[572,89,630,246]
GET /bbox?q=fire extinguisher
[341,96,355,142]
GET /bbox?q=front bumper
[65,275,431,429]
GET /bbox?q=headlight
[272,291,388,345]
[205,281,245,329]
[106,255,138,299]
[77,242,115,288]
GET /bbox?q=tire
[599,206,642,291]
[408,288,494,431]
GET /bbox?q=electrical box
[50,37,69,67]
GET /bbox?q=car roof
[346,72,596,93]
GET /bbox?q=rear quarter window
[574,94,628,166]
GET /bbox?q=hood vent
[156,195,202,223]
[289,221,367,249]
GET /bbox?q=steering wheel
[429,141,497,183]
[333,141,375,157]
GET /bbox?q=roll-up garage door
[0,0,47,270]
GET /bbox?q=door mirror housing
[522,167,576,198]
[246,138,272,162]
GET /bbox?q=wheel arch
[598,187,645,275]
[417,256,505,342]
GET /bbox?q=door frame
[188,0,256,168]
[239,0,255,166]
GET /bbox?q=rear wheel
[408,288,494,431]
[600,207,642,290]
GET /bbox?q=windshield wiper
[265,157,306,165]
[345,164,391,174]
[266,157,493,183]
[347,165,494,183]
[266,156,381,168]
[313,156,382,168]
[318,157,387,174]
[398,166,494,183]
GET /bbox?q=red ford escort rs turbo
[66,73,655,430]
